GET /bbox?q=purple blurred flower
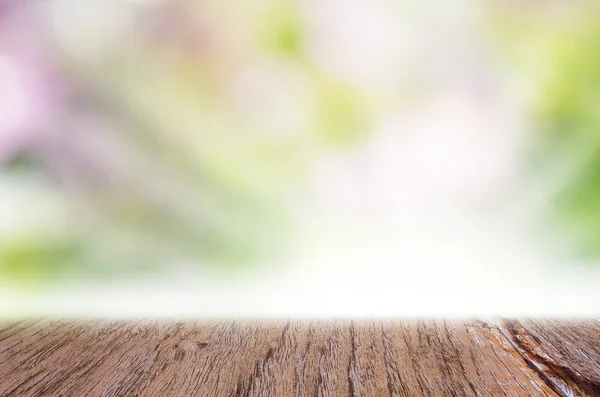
[0,0,17,17]
[0,6,65,163]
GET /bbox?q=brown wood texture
[0,319,598,396]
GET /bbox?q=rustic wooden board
[0,319,597,396]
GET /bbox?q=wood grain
[0,319,597,396]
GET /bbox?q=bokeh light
[2,0,600,316]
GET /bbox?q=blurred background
[2,0,600,316]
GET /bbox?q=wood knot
[176,339,209,352]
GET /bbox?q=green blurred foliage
[313,75,373,145]
[510,3,600,258]
[0,235,83,284]
[258,3,303,56]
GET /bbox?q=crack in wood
[495,319,600,397]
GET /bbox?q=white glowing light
[48,0,136,62]
[232,61,313,139]
[364,90,521,207]
[303,0,412,94]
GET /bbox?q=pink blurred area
[0,3,65,162]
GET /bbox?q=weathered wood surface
[0,319,599,396]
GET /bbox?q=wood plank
[0,320,596,396]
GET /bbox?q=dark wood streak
[347,321,358,397]
[0,320,597,396]
[496,319,600,397]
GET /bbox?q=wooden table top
[1,319,599,396]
